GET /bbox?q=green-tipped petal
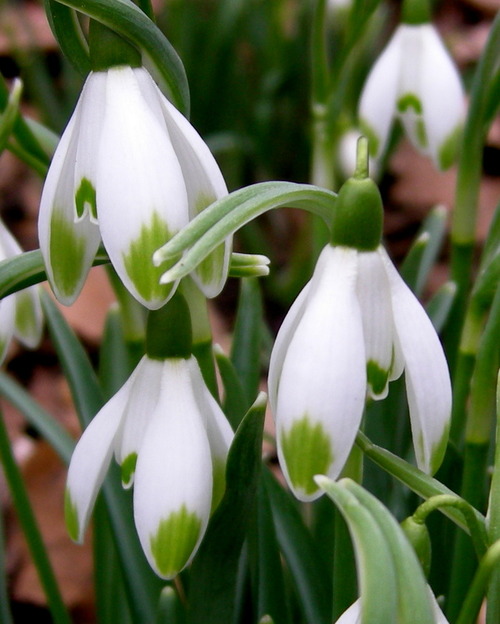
[96,66,189,309]
[38,99,100,305]
[133,359,212,578]
[65,375,132,542]
[273,246,366,501]
[380,247,451,474]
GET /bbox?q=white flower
[268,243,451,502]
[65,354,233,579]
[358,23,464,170]
[0,218,43,363]
[39,65,230,310]
[336,591,449,624]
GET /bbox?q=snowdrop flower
[65,297,233,578]
[268,152,451,501]
[336,592,448,624]
[358,2,464,170]
[0,218,42,363]
[39,64,230,310]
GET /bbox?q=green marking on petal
[359,119,380,157]
[49,210,86,298]
[15,291,37,337]
[281,416,333,495]
[397,93,423,114]
[64,488,80,542]
[75,177,97,220]
[121,452,138,487]
[367,359,390,397]
[438,124,462,170]
[193,192,216,217]
[196,245,225,288]
[123,212,179,303]
[150,505,202,578]
[211,457,226,514]
[415,119,428,148]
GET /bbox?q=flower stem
[0,411,72,624]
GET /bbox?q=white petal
[0,295,16,364]
[275,246,367,501]
[416,25,464,169]
[65,382,131,543]
[133,359,212,579]
[113,356,163,488]
[188,356,234,510]
[73,72,107,223]
[38,92,101,305]
[96,66,189,309]
[268,281,311,415]
[357,250,394,399]
[381,248,451,474]
[0,219,43,348]
[358,27,403,158]
[335,599,361,624]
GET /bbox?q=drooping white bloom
[268,243,451,502]
[336,591,449,623]
[39,65,230,310]
[0,218,43,363]
[358,23,464,170]
[65,354,233,579]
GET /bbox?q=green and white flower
[65,354,233,579]
[0,218,42,363]
[268,242,451,501]
[39,65,230,309]
[358,22,464,170]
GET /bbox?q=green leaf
[230,278,263,410]
[0,372,74,464]
[0,78,22,155]
[425,281,457,333]
[263,468,332,624]
[44,0,91,75]
[153,182,337,284]
[342,480,435,623]
[316,476,398,623]
[187,393,266,624]
[0,248,108,300]
[54,0,189,114]
[400,205,447,296]
[214,345,248,431]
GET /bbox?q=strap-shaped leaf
[342,479,435,623]
[44,0,91,76]
[316,476,398,623]
[154,182,337,284]
[188,393,266,624]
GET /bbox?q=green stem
[486,372,500,624]
[412,494,487,558]
[0,411,72,624]
[0,498,14,624]
[456,540,500,624]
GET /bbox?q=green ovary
[64,489,80,542]
[49,211,86,297]
[150,505,202,578]
[281,417,333,495]
[367,359,389,397]
[123,212,178,303]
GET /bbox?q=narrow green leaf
[356,431,487,539]
[342,479,435,623]
[0,248,109,300]
[230,278,263,410]
[214,345,248,431]
[0,372,74,464]
[154,183,337,283]
[0,499,14,624]
[263,468,332,624]
[55,0,189,114]
[400,205,447,296]
[425,281,457,333]
[316,476,398,623]
[188,393,267,624]
[0,78,22,155]
[44,0,91,75]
